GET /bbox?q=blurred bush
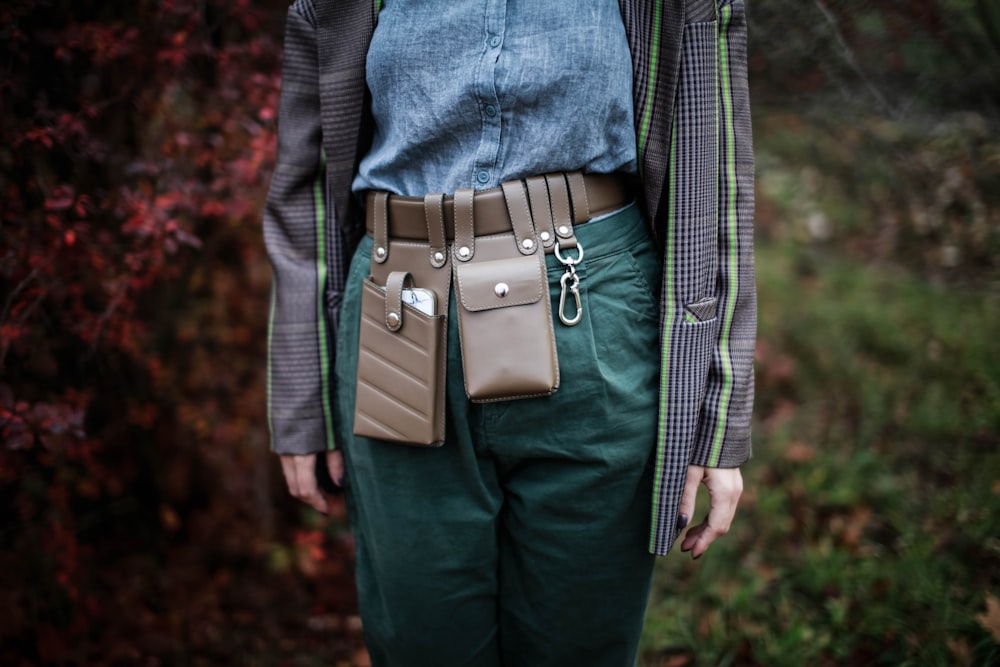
[1,1,359,663]
[749,0,1000,112]
[749,0,1000,285]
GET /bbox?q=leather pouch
[353,271,446,446]
[353,193,451,445]
[451,183,559,402]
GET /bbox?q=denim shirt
[353,0,638,197]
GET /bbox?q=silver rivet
[433,251,445,263]
[387,312,400,327]
[458,246,471,258]
[375,246,387,258]
[521,238,534,250]
[539,231,551,242]
[557,225,570,236]
[494,282,509,298]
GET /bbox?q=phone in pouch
[401,287,436,316]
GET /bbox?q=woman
[264,0,755,665]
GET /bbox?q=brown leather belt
[365,172,632,242]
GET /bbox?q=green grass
[640,241,1000,666]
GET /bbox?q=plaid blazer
[264,0,756,555]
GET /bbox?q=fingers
[677,464,703,532]
[326,450,345,488]
[279,453,329,514]
[679,466,743,560]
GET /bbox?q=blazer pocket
[686,1,716,24]
[684,296,718,323]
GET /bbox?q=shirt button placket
[473,0,506,190]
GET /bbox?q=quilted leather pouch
[353,271,446,446]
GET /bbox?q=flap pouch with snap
[456,255,545,312]
[453,249,558,402]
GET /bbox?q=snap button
[458,246,471,259]
[521,238,534,250]
[539,231,551,242]
[375,246,387,258]
[433,251,445,263]
[387,311,400,328]
[494,282,509,298]
[557,225,570,236]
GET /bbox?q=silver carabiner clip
[558,270,582,326]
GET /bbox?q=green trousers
[334,204,661,667]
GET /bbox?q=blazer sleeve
[263,0,338,456]
[689,0,757,468]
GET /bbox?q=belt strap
[423,194,447,268]
[548,173,578,252]
[453,189,475,261]
[371,191,389,265]
[525,176,556,250]
[366,172,631,242]
[501,179,540,256]
[566,172,591,226]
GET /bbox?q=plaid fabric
[646,2,757,554]
[263,3,333,456]
[263,0,756,555]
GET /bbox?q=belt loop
[383,271,410,331]
[423,193,448,268]
[565,171,591,226]
[545,173,577,251]
[372,191,390,264]
[453,188,475,262]
[525,176,556,250]
[501,180,539,256]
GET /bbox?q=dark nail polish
[676,513,689,530]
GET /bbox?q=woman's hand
[677,464,743,560]
[279,450,345,514]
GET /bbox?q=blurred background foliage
[0,0,997,665]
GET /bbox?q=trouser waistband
[364,171,633,242]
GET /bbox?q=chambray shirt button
[488,35,501,48]
[476,170,490,184]
[485,104,497,117]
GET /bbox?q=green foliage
[640,243,1000,666]
[754,111,1000,286]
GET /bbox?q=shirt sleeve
[263,0,338,456]
[689,0,756,468]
